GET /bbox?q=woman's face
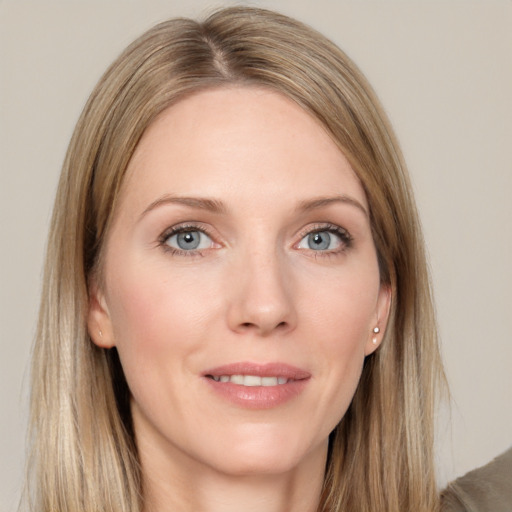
[89,87,389,478]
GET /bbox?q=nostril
[238,320,288,333]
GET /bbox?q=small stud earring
[372,326,380,345]
[99,330,103,337]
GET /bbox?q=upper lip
[203,362,311,380]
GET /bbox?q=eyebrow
[139,193,368,220]
[139,195,227,220]
[296,195,369,217]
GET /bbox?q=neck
[139,433,326,512]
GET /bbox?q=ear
[364,284,391,356]
[87,277,116,348]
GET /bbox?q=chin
[210,452,304,478]
[200,429,327,478]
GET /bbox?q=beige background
[1,0,511,509]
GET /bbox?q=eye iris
[177,231,200,250]
[308,231,331,250]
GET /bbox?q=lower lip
[204,377,309,409]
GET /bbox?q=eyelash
[296,223,353,255]
[157,222,353,257]
[158,223,216,257]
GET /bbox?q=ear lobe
[365,284,391,356]
[87,278,115,348]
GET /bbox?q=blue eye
[297,226,351,252]
[164,229,214,251]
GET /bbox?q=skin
[88,86,390,512]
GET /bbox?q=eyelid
[159,222,211,240]
[158,222,220,255]
[296,222,351,239]
[294,222,353,251]
[157,221,352,256]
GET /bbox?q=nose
[226,247,297,337]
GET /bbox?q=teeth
[230,375,245,385]
[210,374,290,386]
[243,375,261,386]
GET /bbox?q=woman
[27,7,445,512]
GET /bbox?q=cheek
[103,261,222,422]
[301,269,379,420]
[304,267,378,351]
[106,260,218,349]
[103,262,215,403]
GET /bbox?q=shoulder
[441,447,512,512]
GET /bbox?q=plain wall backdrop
[1,0,511,509]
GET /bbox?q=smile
[207,375,290,386]
[203,362,310,409]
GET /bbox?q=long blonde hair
[27,7,445,512]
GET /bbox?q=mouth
[206,374,291,386]
[203,361,310,384]
[202,362,311,409]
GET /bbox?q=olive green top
[441,447,512,512]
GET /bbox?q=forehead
[119,86,367,214]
